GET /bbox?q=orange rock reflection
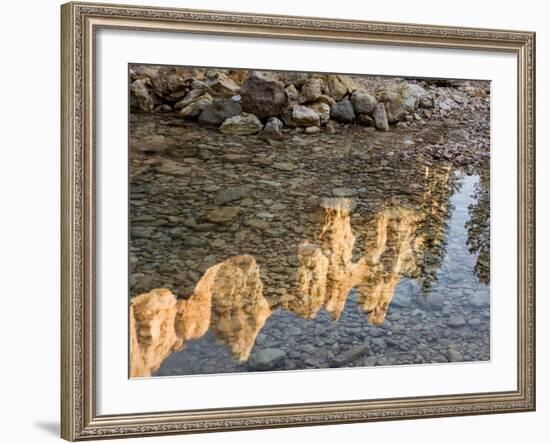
[130,256,270,377]
[130,166,453,377]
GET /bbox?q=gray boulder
[373,103,389,131]
[151,69,186,96]
[190,79,205,90]
[248,348,287,370]
[239,71,288,118]
[377,83,429,122]
[351,90,377,114]
[174,88,204,110]
[330,99,355,123]
[278,71,309,87]
[198,98,242,126]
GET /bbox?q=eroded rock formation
[209,256,271,362]
[130,288,183,378]
[130,256,271,376]
[356,208,423,324]
[130,165,456,376]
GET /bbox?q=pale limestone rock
[373,103,389,131]
[292,105,320,127]
[308,101,330,125]
[219,113,263,135]
[205,73,240,97]
[327,75,348,101]
[300,78,324,103]
[351,90,377,114]
[285,84,300,103]
[377,83,429,122]
[178,93,213,119]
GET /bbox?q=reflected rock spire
[208,256,271,362]
[130,255,270,376]
[357,208,422,324]
[130,288,183,378]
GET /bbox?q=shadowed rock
[239,71,287,119]
[198,98,242,126]
[330,100,355,123]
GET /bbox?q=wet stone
[213,185,255,205]
[331,187,358,197]
[332,345,369,366]
[447,314,466,327]
[248,348,287,371]
[206,207,240,224]
[447,348,464,362]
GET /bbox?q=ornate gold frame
[61,1,536,440]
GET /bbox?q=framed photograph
[61,1,536,440]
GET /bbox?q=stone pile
[130,66,439,137]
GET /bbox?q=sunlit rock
[356,208,423,324]
[319,198,365,320]
[209,256,271,362]
[130,163,461,376]
[130,288,183,377]
[130,256,272,377]
[289,198,367,321]
[291,242,329,318]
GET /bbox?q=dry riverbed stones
[130,66,489,139]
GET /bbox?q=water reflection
[130,256,269,377]
[129,164,487,377]
[466,169,490,284]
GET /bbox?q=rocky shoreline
[130,65,490,142]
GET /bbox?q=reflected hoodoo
[130,256,271,377]
[130,163,468,376]
[130,288,183,378]
[208,255,271,362]
[356,208,423,325]
[290,198,367,321]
